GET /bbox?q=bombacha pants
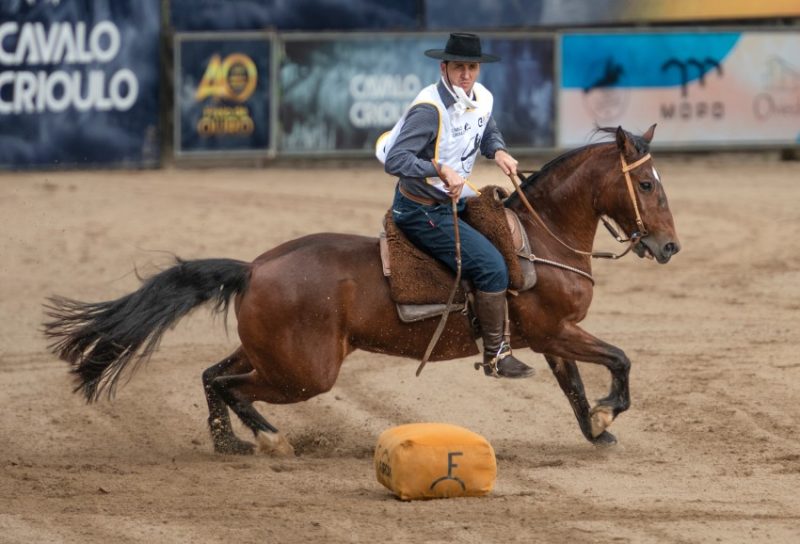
[391,186,508,293]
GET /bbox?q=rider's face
[442,61,480,95]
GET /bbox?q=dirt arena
[1,153,799,543]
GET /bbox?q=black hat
[424,33,500,63]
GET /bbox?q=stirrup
[473,344,511,379]
[474,344,535,379]
[473,359,500,378]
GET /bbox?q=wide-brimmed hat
[424,32,500,63]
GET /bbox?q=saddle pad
[383,212,467,305]
[461,186,526,291]
[381,186,526,306]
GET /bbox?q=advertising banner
[427,0,800,29]
[559,32,800,147]
[174,32,273,156]
[279,34,554,154]
[0,0,160,169]
[170,0,419,32]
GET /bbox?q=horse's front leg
[541,323,631,440]
[544,355,617,446]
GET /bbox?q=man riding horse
[44,33,681,455]
[376,33,533,379]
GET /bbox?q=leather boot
[474,290,535,379]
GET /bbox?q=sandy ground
[1,153,799,543]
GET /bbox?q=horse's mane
[594,125,651,156]
[509,126,651,200]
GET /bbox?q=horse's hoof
[590,405,615,437]
[257,431,296,457]
[214,438,256,455]
[591,430,617,447]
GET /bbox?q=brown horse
[44,125,679,455]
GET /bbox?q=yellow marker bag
[374,422,496,500]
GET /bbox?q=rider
[376,33,534,379]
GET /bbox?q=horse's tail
[43,258,250,402]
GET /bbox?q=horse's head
[598,124,681,264]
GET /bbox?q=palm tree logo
[661,58,722,97]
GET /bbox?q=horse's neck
[521,150,607,254]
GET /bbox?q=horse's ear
[642,123,657,143]
[615,126,637,157]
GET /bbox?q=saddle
[380,186,537,323]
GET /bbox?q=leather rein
[507,152,652,282]
[415,152,652,376]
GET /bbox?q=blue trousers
[391,187,508,293]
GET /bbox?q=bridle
[417,152,653,376]
[508,152,653,264]
[614,152,651,243]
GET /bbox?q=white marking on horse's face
[652,166,661,184]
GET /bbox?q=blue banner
[426,0,546,29]
[175,33,272,155]
[481,37,555,148]
[170,0,419,32]
[561,33,741,90]
[279,35,554,153]
[0,0,160,169]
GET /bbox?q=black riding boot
[475,290,535,379]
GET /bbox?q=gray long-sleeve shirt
[385,79,507,203]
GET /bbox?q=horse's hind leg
[202,348,258,454]
[210,370,295,457]
[544,355,617,446]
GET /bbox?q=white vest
[376,82,494,199]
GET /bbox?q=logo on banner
[348,73,421,128]
[661,58,722,97]
[753,56,800,121]
[659,57,724,121]
[582,58,629,123]
[195,53,258,137]
[0,21,138,114]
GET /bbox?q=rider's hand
[494,149,518,177]
[436,162,465,200]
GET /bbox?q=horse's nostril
[663,242,679,256]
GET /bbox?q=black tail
[44,258,250,402]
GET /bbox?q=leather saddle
[380,186,537,323]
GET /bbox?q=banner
[279,34,554,153]
[483,36,555,149]
[559,32,800,147]
[174,33,273,156]
[170,0,419,32]
[0,0,160,169]
[426,0,800,29]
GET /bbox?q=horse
[44,124,680,455]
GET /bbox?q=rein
[415,152,652,374]
[416,198,462,377]
[508,152,652,268]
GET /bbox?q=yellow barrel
[374,422,497,500]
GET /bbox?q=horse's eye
[639,181,653,192]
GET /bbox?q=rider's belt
[399,185,439,207]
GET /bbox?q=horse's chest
[534,274,593,321]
